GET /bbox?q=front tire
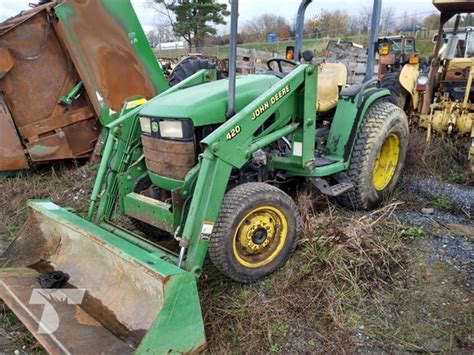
[209,183,300,283]
[338,101,409,210]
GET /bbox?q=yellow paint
[316,62,348,113]
[126,98,147,110]
[400,63,419,109]
[233,205,288,268]
[372,134,400,191]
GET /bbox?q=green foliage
[400,226,425,241]
[155,0,229,50]
[431,197,455,212]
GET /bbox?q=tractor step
[310,177,354,196]
[314,156,337,167]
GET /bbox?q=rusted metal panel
[18,104,94,138]
[0,1,168,171]
[54,0,159,114]
[142,136,196,180]
[433,0,474,13]
[0,5,105,167]
[0,10,77,128]
[0,48,14,78]
[26,130,73,162]
[0,95,29,170]
[62,118,100,157]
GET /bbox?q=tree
[461,13,474,27]
[423,12,440,31]
[241,14,291,43]
[146,29,160,48]
[356,6,372,35]
[307,9,350,37]
[381,6,396,35]
[149,0,229,51]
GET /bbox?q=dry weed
[200,190,407,353]
[406,127,473,185]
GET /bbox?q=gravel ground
[397,175,474,291]
[404,175,474,217]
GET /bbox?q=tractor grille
[141,135,196,180]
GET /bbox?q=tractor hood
[140,74,280,126]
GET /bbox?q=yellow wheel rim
[233,206,288,268]
[372,133,400,191]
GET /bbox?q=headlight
[140,117,194,140]
[159,120,194,140]
[417,76,429,86]
[416,75,429,92]
[159,120,184,139]
[140,117,151,134]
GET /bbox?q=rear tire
[209,183,300,283]
[381,72,407,109]
[169,57,222,86]
[338,101,409,210]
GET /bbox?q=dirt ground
[0,132,472,354]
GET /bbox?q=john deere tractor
[0,0,408,353]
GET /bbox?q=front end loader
[0,0,408,353]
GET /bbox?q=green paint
[0,170,22,180]
[29,200,179,276]
[23,200,205,353]
[137,273,205,354]
[122,192,175,233]
[326,88,390,160]
[28,145,57,155]
[101,0,169,95]
[5,41,394,353]
[140,74,280,126]
[148,172,183,191]
[60,81,83,106]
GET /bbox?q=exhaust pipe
[226,0,239,118]
[364,0,382,83]
[294,0,313,62]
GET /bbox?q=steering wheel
[267,58,298,73]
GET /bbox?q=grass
[0,163,94,251]
[199,190,410,353]
[406,127,473,186]
[0,134,472,353]
[0,300,45,354]
[155,36,435,60]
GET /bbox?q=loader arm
[182,64,317,270]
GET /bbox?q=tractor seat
[316,62,348,113]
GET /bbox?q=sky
[0,0,436,33]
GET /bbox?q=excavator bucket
[0,200,206,354]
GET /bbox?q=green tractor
[0,0,408,353]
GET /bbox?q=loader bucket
[0,200,206,354]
